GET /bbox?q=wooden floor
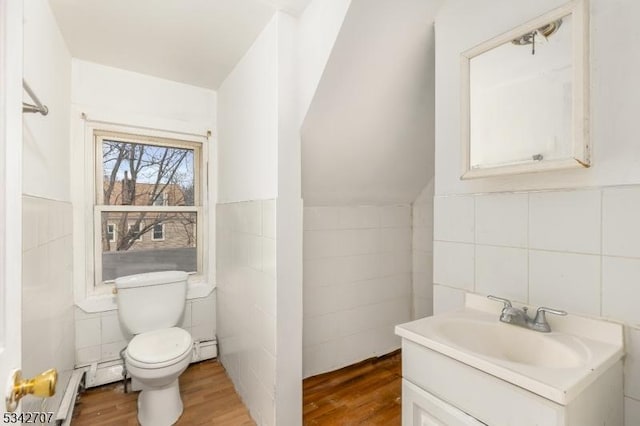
[72,352,401,425]
[303,351,402,425]
[71,360,255,425]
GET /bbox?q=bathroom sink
[395,294,624,405]
[433,318,588,369]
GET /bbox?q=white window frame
[81,124,208,295]
[151,223,165,241]
[95,131,202,285]
[106,223,117,243]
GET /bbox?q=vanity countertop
[395,294,624,405]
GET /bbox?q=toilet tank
[115,271,188,335]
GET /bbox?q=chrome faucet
[487,295,567,333]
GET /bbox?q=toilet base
[137,378,183,426]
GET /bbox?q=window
[127,223,143,241]
[96,131,202,284]
[152,223,165,241]
[152,192,168,206]
[106,223,116,242]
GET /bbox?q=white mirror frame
[460,0,590,179]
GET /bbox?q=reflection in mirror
[470,15,572,169]
[460,0,589,179]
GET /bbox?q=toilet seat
[127,327,192,369]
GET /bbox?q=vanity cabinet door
[402,379,486,426]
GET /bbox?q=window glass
[152,223,165,240]
[106,224,116,242]
[127,223,143,241]
[152,192,168,206]
[102,140,195,206]
[101,212,197,281]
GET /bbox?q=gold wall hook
[5,368,57,412]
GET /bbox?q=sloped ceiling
[48,0,312,89]
[301,0,444,206]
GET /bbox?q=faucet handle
[487,295,512,309]
[536,307,567,317]
[533,307,567,331]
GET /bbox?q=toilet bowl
[115,271,192,426]
[125,327,192,426]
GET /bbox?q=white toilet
[115,271,193,426]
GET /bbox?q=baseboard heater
[80,338,217,389]
[54,369,86,426]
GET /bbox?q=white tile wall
[262,200,276,239]
[303,206,339,230]
[475,193,528,248]
[432,187,640,424]
[338,205,380,229]
[603,187,640,258]
[413,184,434,319]
[75,317,101,349]
[22,196,75,415]
[625,397,640,426]
[303,204,412,378]
[101,312,130,344]
[433,284,465,315]
[217,199,277,425]
[529,190,601,254]
[434,195,474,243]
[476,245,527,302]
[433,241,474,290]
[529,251,601,316]
[603,257,640,325]
[382,205,412,228]
[625,327,640,400]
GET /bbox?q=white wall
[412,182,434,319]
[299,0,440,380]
[434,1,640,424]
[274,13,303,425]
[217,18,278,203]
[70,60,218,368]
[216,16,279,426]
[23,0,71,201]
[0,0,24,408]
[303,205,412,377]
[216,12,303,425]
[297,0,352,118]
[71,59,215,130]
[301,0,442,206]
[22,0,74,415]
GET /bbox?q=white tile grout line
[435,183,640,199]
[473,196,478,293]
[432,239,615,258]
[527,192,531,304]
[409,203,416,319]
[600,188,604,317]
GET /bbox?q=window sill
[76,281,216,313]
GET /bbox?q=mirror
[460,0,589,179]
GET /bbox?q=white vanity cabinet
[402,378,485,426]
[401,339,623,426]
[395,294,624,426]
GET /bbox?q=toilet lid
[127,327,192,364]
